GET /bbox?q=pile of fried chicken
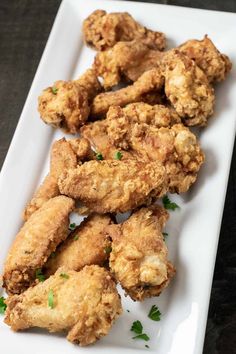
[2,9,232,346]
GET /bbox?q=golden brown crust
[58,160,167,213]
[108,205,175,301]
[23,138,90,221]
[91,68,164,117]
[3,196,75,295]
[44,214,113,276]
[179,35,232,83]
[83,10,165,51]
[4,266,122,346]
[163,50,215,126]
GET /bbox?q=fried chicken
[3,196,74,295]
[108,205,175,301]
[38,69,101,133]
[58,160,167,214]
[163,50,215,126]
[4,266,122,346]
[83,10,165,51]
[23,137,91,221]
[179,35,232,83]
[91,68,164,117]
[44,214,113,276]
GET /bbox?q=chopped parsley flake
[96,152,103,160]
[104,246,112,254]
[132,334,150,341]
[114,151,123,160]
[145,344,150,348]
[60,273,69,279]
[131,320,150,341]
[69,223,76,231]
[48,289,54,309]
[162,195,180,211]
[74,235,79,241]
[127,309,130,313]
[51,86,58,94]
[35,268,45,282]
[0,297,7,314]
[162,232,168,239]
[148,305,161,321]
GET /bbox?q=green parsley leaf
[60,273,69,279]
[73,235,79,241]
[162,232,168,239]
[104,246,112,254]
[48,289,54,309]
[69,223,76,231]
[0,297,7,314]
[50,251,56,258]
[131,320,143,334]
[148,305,161,321]
[145,344,150,348]
[162,195,180,211]
[114,151,123,160]
[51,86,58,94]
[96,152,103,160]
[35,268,46,282]
[132,334,150,341]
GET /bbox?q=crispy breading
[58,160,167,213]
[83,10,165,51]
[3,196,74,295]
[179,35,232,83]
[91,68,164,117]
[44,214,113,276]
[23,137,90,221]
[94,40,163,89]
[4,266,122,346]
[163,50,215,126]
[108,205,175,301]
[106,103,181,149]
[38,69,101,134]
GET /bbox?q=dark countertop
[0,1,235,353]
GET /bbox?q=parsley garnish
[51,87,58,94]
[131,320,150,341]
[50,251,56,258]
[104,246,112,254]
[145,344,150,348]
[162,232,168,239]
[148,305,161,321]
[35,268,45,282]
[127,309,130,313]
[69,223,76,231]
[96,152,103,160]
[60,273,69,279]
[114,151,123,160]
[48,289,54,309]
[133,334,150,341]
[162,195,180,211]
[0,297,7,314]
[74,235,79,241]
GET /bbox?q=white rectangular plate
[0,1,236,353]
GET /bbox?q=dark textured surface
[0,1,235,353]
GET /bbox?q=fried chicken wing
[58,160,167,214]
[44,214,113,276]
[108,205,175,301]
[3,196,74,295]
[4,266,122,346]
[91,68,164,117]
[163,50,215,126]
[83,10,165,51]
[23,137,91,221]
[179,35,232,83]
[38,69,101,133]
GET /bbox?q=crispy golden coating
[94,40,163,89]
[91,68,164,117]
[23,137,91,221]
[44,214,113,276]
[179,35,232,83]
[83,10,165,51]
[3,196,75,295]
[106,103,181,149]
[58,160,167,213]
[4,266,122,346]
[163,50,215,126]
[38,69,101,133]
[108,205,175,301]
